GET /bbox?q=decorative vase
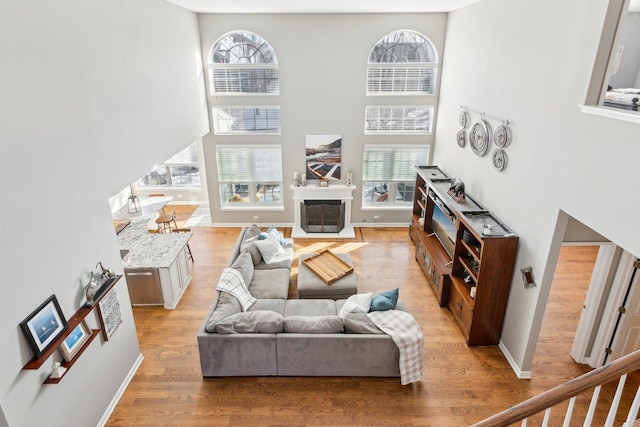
[86,272,99,305]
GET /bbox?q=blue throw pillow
[369,288,399,312]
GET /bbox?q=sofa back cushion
[206,292,242,332]
[215,310,285,334]
[231,250,254,287]
[240,224,263,265]
[284,315,344,333]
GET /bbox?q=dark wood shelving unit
[410,166,519,346]
[23,275,122,383]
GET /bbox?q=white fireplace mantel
[291,184,356,238]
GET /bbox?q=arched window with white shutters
[367,30,438,96]
[209,31,279,95]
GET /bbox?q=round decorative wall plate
[457,129,467,147]
[459,110,468,129]
[493,124,509,148]
[492,148,508,171]
[470,120,490,156]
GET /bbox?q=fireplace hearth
[301,200,345,233]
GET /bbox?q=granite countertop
[117,219,191,269]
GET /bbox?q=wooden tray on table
[302,249,354,285]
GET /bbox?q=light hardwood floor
[106,207,640,426]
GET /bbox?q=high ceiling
[164,0,485,14]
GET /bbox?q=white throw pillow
[338,292,373,318]
[254,232,285,264]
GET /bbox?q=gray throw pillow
[254,232,285,264]
[343,312,384,334]
[206,292,242,332]
[231,250,254,287]
[284,315,344,333]
[215,310,284,334]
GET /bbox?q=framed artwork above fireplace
[305,135,342,181]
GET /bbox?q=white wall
[435,0,640,373]
[0,0,208,425]
[197,13,447,225]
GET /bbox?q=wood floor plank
[106,213,640,426]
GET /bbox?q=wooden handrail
[472,349,640,427]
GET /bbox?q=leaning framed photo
[20,294,68,358]
[58,320,92,362]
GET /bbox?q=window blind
[365,106,433,134]
[367,65,437,95]
[362,145,430,181]
[216,145,282,183]
[210,66,279,95]
[212,107,281,134]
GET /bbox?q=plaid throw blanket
[216,268,255,311]
[368,310,424,385]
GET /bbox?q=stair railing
[472,349,640,427]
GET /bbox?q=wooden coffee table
[297,252,358,299]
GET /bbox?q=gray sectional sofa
[197,225,402,378]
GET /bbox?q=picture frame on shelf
[20,295,68,358]
[97,287,123,341]
[58,320,92,362]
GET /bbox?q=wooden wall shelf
[22,275,122,383]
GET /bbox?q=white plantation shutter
[365,105,433,134]
[367,64,437,95]
[210,66,279,95]
[362,145,429,181]
[216,145,282,183]
[212,107,281,134]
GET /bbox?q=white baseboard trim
[499,341,531,379]
[97,353,144,427]
[351,222,408,228]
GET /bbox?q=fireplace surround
[290,184,355,238]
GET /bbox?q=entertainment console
[410,166,519,346]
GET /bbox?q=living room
[2,0,640,426]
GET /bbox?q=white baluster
[605,373,627,427]
[623,385,640,427]
[584,385,601,427]
[563,396,576,427]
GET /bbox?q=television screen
[431,202,456,258]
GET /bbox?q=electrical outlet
[374,215,380,220]
[253,215,259,219]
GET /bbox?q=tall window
[362,145,429,207]
[367,30,438,96]
[209,31,279,95]
[216,145,283,208]
[138,142,200,188]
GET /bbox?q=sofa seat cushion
[284,299,337,317]
[247,298,286,316]
[248,268,290,299]
[284,315,344,333]
[206,292,242,333]
[215,310,285,334]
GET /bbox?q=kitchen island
[118,218,192,309]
